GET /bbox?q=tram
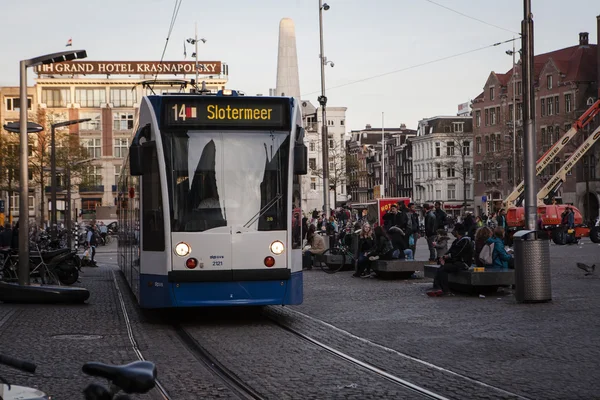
[117,90,307,308]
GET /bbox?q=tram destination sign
[35,61,222,75]
[161,97,291,130]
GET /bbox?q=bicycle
[0,353,157,400]
[319,235,356,274]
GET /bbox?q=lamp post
[318,0,334,216]
[187,23,206,91]
[18,49,87,286]
[506,42,519,191]
[49,118,91,240]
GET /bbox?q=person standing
[86,224,99,263]
[424,203,438,262]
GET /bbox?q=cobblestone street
[0,238,598,399]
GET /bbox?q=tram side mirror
[294,144,308,175]
[130,144,144,176]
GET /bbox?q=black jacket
[446,236,473,266]
[425,211,437,237]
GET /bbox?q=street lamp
[506,41,522,191]
[187,23,207,91]
[18,49,87,286]
[319,0,334,216]
[49,119,91,240]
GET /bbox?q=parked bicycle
[319,234,356,274]
[0,353,157,399]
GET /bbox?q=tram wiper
[243,194,282,228]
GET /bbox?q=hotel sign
[35,61,222,75]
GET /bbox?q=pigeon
[576,263,596,276]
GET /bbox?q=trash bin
[513,230,552,303]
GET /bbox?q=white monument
[275,18,301,99]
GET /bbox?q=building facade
[472,28,599,221]
[412,116,474,216]
[300,101,348,213]
[346,124,416,205]
[0,60,228,225]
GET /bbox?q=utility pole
[381,112,385,198]
[521,0,537,231]
[318,0,330,217]
[512,37,518,191]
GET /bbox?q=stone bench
[424,264,514,294]
[371,260,425,279]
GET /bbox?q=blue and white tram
[117,90,307,308]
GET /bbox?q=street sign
[482,195,488,203]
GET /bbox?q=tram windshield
[162,130,290,232]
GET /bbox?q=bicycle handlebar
[0,354,36,373]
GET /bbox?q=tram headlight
[270,240,285,255]
[174,242,191,257]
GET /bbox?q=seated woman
[485,227,514,269]
[302,225,326,270]
[353,223,375,277]
[474,226,493,268]
[369,226,396,261]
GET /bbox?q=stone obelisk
[275,18,301,99]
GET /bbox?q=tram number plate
[213,261,223,266]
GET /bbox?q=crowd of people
[299,202,517,291]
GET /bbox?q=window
[81,138,102,158]
[42,89,71,107]
[508,104,514,121]
[490,108,496,125]
[79,111,101,130]
[541,98,545,116]
[436,164,441,178]
[462,141,470,156]
[113,112,134,130]
[309,141,315,151]
[309,158,316,170]
[310,177,316,190]
[110,88,137,107]
[476,164,482,182]
[541,127,546,147]
[453,122,464,132]
[489,87,495,101]
[496,134,502,151]
[435,142,441,157]
[340,120,345,126]
[464,184,470,199]
[83,165,103,186]
[565,94,572,112]
[142,143,165,251]
[485,109,489,126]
[327,120,334,126]
[435,189,441,200]
[447,184,456,200]
[555,95,559,114]
[475,110,481,127]
[491,135,496,152]
[10,194,35,213]
[485,136,490,152]
[5,97,32,111]
[547,97,553,115]
[114,138,129,158]
[114,165,121,186]
[446,167,456,178]
[329,139,334,149]
[517,81,522,95]
[564,123,570,134]
[547,75,552,89]
[507,159,513,181]
[517,103,523,120]
[75,88,106,108]
[475,137,481,154]
[446,141,455,156]
[548,126,554,146]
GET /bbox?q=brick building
[472,26,599,221]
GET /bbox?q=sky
[0,0,598,132]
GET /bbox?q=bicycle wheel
[319,247,346,274]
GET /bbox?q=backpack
[479,242,495,265]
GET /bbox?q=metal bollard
[513,230,552,303]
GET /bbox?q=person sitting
[353,223,375,277]
[427,223,473,297]
[369,226,396,261]
[474,226,493,268]
[485,227,514,269]
[433,229,451,259]
[302,225,326,270]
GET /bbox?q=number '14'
[172,104,186,121]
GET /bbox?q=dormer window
[547,75,552,90]
[489,87,495,101]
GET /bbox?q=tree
[0,132,21,223]
[30,109,93,226]
[310,139,347,207]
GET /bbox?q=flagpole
[195,22,198,90]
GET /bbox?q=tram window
[142,141,165,251]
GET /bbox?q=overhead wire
[150,0,184,88]
[422,0,520,35]
[301,37,519,97]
